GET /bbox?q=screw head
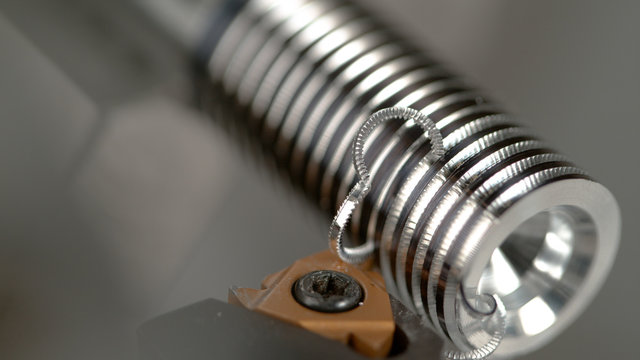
[292,270,363,313]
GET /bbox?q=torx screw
[292,270,363,313]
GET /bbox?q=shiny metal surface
[202,0,621,357]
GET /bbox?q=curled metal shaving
[329,106,444,264]
[443,291,507,360]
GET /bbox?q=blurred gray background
[0,0,638,359]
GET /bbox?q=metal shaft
[199,0,620,356]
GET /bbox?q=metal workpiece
[201,0,621,357]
